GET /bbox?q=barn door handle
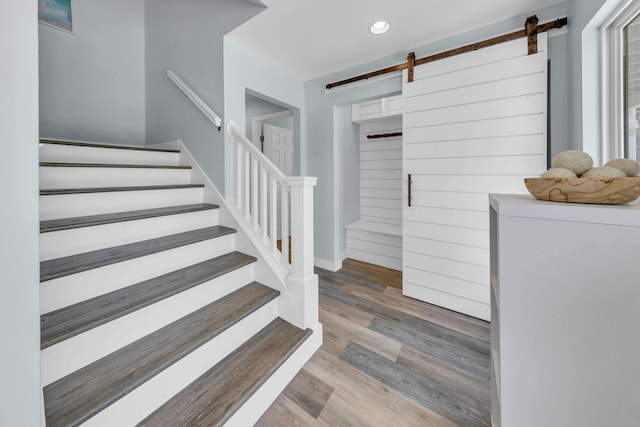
[408,174,412,207]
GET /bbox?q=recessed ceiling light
[369,20,390,35]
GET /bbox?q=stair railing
[166,69,222,130]
[227,121,318,329]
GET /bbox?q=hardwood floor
[256,259,491,427]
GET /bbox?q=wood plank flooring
[256,259,490,427]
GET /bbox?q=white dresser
[489,194,640,427]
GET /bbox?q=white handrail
[166,69,222,130]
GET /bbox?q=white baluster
[243,151,250,219]
[280,183,289,270]
[260,165,268,242]
[235,143,243,211]
[269,177,277,254]
[251,157,259,229]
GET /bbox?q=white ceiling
[227,0,565,81]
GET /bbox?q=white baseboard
[314,257,342,272]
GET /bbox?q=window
[602,0,640,162]
[624,14,640,160]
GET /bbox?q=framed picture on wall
[38,0,74,34]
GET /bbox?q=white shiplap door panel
[403,33,548,320]
[404,252,490,286]
[406,221,489,249]
[403,73,546,116]
[406,52,547,101]
[404,113,546,144]
[411,174,532,194]
[404,267,489,302]
[404,283,490,321]
[410,191,488,211]
[405,155,546,176]
[404,236,488,267]
[405,206,489,230]
[410,33,545,81]
[404,93,546,130]
[404,135,545,159]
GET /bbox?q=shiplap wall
[345,117,402,270]
[402,33,548,321]
[359,118,403,226]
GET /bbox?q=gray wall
[39,0,146,145]
[0,3,41,426]
[145,0,263,190]
[223,38,306,195]
[305,2,570,267]
[245,95,291,139]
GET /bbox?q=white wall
[0,3,41,426]
[39,0,146,145]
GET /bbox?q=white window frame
[601,0,640,161]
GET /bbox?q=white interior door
[402,33,548,321]
[262,123,293,176]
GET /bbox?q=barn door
[402,33,548,321]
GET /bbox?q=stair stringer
[154,139,321,333]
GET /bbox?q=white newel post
[286,176,319,329]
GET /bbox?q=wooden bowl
[524,177,640,204]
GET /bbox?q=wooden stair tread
[40,139,180,153]
[138,318,311,426]
[40,162,191,169]
[41,251,257,349]
[40,183,204,195]
[40,226,235,282]
[43,282,280,427]
[40,203,219,233]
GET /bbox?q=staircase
[39,139,320,426]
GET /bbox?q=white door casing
[402,33,548,321]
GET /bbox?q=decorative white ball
[581,166,626,179]
[541,168,577,178]
[604,158,640,177]
[551,151,594,176]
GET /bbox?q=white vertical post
[285,176,318,329]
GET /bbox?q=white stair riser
[41,264,256,386]
[40,166,191,189]
[40,210,219,261]
[39,144,180,166]
[40,234,236,314]
[40,187,204,221]
[78,300,279,427]
[224,325,322,427]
